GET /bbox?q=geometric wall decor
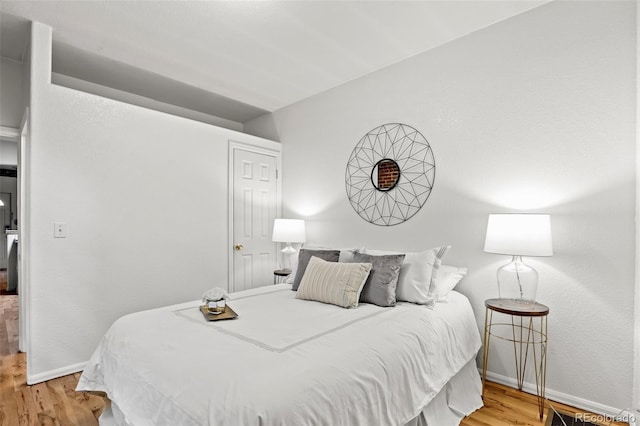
[345,123,436,226]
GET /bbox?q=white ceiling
[0,1,548,123]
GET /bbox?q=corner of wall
[24,18,52,383]
[243,112,280,142]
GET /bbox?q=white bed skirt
[98,359,482,426]
[407,359,483,426]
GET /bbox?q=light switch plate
[54,222,67,238]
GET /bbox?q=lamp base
[280,243,298,269]
[497,256,538,303]
[281,243,296,254]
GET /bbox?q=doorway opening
[0,166,18,296]
[0,134,20,366]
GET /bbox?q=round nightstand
[481,298,549,420]
[273,269,291,284]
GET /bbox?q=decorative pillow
[428,265,468,302]
[291,249,340,290]
[337,248,360,263]
[365,246,450,305]
[351,252,405,307]
[286,246,361,285]
[295,256,372,308]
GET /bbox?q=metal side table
[273,269,291,284]
[481,298,549,420]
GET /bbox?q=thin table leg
[531,315,548,420]
[511,315,530,391]
[481,307,492,398]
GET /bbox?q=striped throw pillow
[295,256,372,308]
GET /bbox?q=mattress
[77,284,482,425]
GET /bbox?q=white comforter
[77,284,481,426]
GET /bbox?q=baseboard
[483,370,632,421]
[27,361,86,385]
[626,409,640,426]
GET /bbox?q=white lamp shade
[272,219,306,243]
[484,214,553,257]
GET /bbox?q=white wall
[26,22,278,382]
[0,57,24,128]
[635,0,640,418]
[245,1,636,413]
[0,139,18,165]
[51,73,245,132]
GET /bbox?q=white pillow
[365,246,450,305]
[429,265,468,302]
[295,256,372,308]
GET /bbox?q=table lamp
[483,214,553,302]
[272,219,306,269]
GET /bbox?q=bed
[77,280,482,425]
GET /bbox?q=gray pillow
[352,252,406,307]
[292,249,340,291]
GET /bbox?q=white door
[231,147,278,292]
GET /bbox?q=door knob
[234,244,244,251]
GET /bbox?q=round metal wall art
[345,123,436,226]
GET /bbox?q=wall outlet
[54,222,67,238]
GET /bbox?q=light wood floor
[462,381,626,426]
[0,292,624,426]
[1,294,106,425]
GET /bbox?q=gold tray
[199,305,238,321]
